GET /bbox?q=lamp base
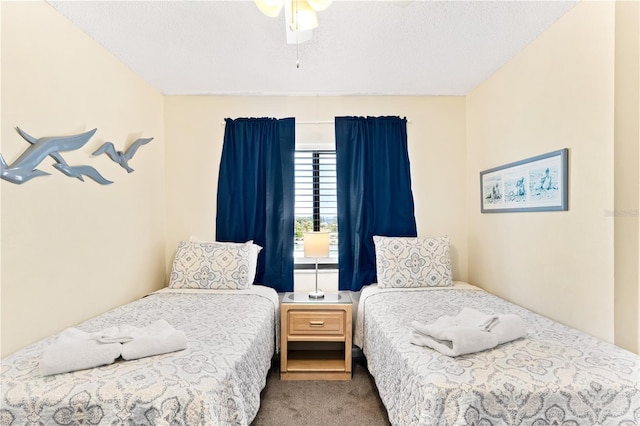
[309,290,325,299]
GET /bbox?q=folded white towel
[120,319,187,360]
[479,316,500,332]
[410,308,526,357]
[92,328,134,344]
[489,314,527,344]
[40,327,122,376]
[410,325,498,357]
[451,308,499,330]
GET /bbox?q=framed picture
[480,148,568,213]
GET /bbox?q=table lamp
[303,231,330,299]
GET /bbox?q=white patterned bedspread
[0,285,279,426]
[355,282,640,426]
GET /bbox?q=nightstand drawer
[288,310,345,335]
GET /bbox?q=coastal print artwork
[480,148,568,213]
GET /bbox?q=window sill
[294,263,338,270]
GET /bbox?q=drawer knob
[309,321,325,326]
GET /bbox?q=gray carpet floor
[251,361,392,426]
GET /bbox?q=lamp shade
[303,232,330,258]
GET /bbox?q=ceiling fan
[255,0,333,44]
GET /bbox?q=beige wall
[1,2,166,357]
[613,0,640,352]
[466,1,634,346]
[164,96,468,291]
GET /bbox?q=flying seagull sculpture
[0,128,98,184]
[52,158,113,185]
[92,137,153,173]
[13,127,113,185]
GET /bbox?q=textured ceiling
[47,0,578,96]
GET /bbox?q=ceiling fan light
[306,0,332,11]
[290,0,318,31]
[255,0,284,18]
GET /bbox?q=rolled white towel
[40,327,122,376]
[410,324,498,357]
[120,319,187,360]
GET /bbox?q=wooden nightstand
[280,292,352,381]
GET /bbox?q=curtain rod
[221,120,411,125]
[221,119,411,125]
[298,119,412,124]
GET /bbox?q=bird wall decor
[0,128,154,185]
[0,127,113,185]
[92,138,153,173]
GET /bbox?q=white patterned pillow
[169,241,253,290]
[373,235,453,288]
[188,237,262,285]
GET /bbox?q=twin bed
[354,236,640,425]
[1,241,279,425]
[355,283,640,425]
[2,237,639,426]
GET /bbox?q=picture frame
[480,148,568,213]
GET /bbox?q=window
[294,150,338,267]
